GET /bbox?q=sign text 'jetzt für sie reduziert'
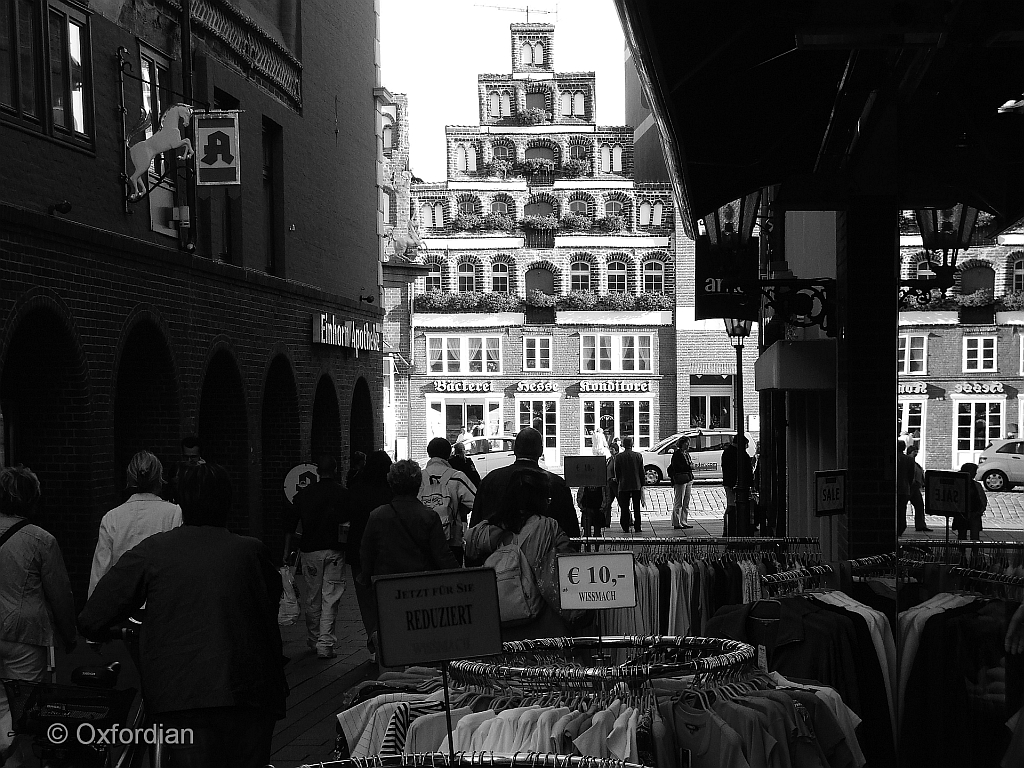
[314,314,381,357]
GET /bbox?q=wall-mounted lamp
[898,204,979,306]
[48,201,72,216]
[359,292,375,304]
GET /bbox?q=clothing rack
[572,536,820,547]
[948,566,1024,588]
[761,563,834,585]
[848,553,896,573]
[446,636,755,690]
[899,540,1024,567]
[305,755,647,768]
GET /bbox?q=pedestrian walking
[359,460,460,645]
[285,454,350,659]
[954,462,987,541]
[419,437,476,565]
[80,463,287,768]
[896,439,916,535]
[907,447,930,532]
[721,435,753,535]
[346,451,367,488]
[591,428,610,458]
[576,485,605,537]
[0,465,77,768]
[669,436,695,529]
[602,442,619,530]
[89,450,182,596]
[449,440,482,488]
[613,436,646,533]
[166,433,204,503]
[347,450,393,662]
[469,428,580,540]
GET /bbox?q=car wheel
[982,470,1009,492]
[645,466,663,485]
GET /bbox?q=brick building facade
[0,0,383,598]
[898,226,1024,473]
[379,23,757,469]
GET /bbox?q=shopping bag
[278,566,300,626]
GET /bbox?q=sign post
[925,470,970,545]
[373,568,503,761]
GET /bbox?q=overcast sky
[379,0,627,182]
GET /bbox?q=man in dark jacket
[285,455,350,658]
[79,463,287,768]
[613,436,646,532]
[721,435,753,535]
[449,440,482,488]
[468,428,581,541]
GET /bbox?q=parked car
[457,434,546,479]
[639,430,758,485]
[976,439,1024,491]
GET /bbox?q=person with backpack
[465,467,573,641]
[419,438,476,566]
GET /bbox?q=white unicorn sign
[126,104,194,200]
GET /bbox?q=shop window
[428,335,502,374]
[1,1,93,145]
[581,334,652,373]
[524,336,552,371]
[957,400,1001,452]
[897,400,925,456]
[898,334,927,374]
[582,399,652,449]
[963,336,996,372]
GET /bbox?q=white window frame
[491,262,509,293]
[950,393,1005,467]
[580,333,653,374]
[427,335,503,375]
[425,263,442,292]
[523,336,553,372]
[493,143,511,160]
[516,394,561,462]
[639,201,651,226]
[898,333,928,375]
[612,145,623,172]
[581,397,654,450]
[457,262,476,293]
[570,261,591,292]
[963,336,997,372]
[607,261,627,293]
[605,200,622,217]
[897,397,928,467]
[600,144,611,172]
[643,261,664,294]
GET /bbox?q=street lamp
[898,204,980,306]
[724,317,753,536]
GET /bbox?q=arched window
[492,262,510,293]
[458,262,476,293]
[525,200,554,217]
[433,202,445,227]
[571,261,591,292]
[526,91,546,110]
[488,92,500,117]
[534,42,544,64]
[426,263,442,292]
[643,261,664,293]
[600,144,611,172]
[493,144,512,160]
[639,202,652,227]
[419,203,432,227]
[1015,259,1024,291]
[653,201,664,225]
[569,200,588,215]
[612,145,623,172]
[491,200,508,215]
[573,91,585,116]
[569,144,586,160]
[456,145,467,172]
[916,260,935,279]
[500,92,511,117]
[459,199,476,216]
[383,124,393,150]
[605,200,623,217]
[560,93,572,116]
[607,261,627,293]
[521,43,533,65]
[525,145,555,161]
[467,145,477,172]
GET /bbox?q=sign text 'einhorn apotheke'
[314,314,381,357]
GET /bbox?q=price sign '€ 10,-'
[557,553,637,611]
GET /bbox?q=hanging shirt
[669,696,751,768]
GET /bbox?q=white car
[458,435,546,479]
[639,430,757,485]
[976,438,1024,491]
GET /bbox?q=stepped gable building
[897,219,1024,476]
[396,23,757,469]
[0,0,383,598]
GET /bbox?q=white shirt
[88,493,182,595]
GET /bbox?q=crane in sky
[473,3,558,24]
